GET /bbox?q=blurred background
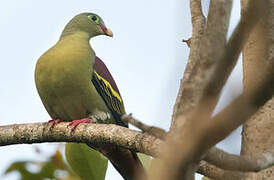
[0,0,242,179]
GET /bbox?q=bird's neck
[56,31,95,60]
[59,30,91,43]
[60,19,91,40]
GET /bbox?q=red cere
[100,25,107,33]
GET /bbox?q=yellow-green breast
[35,32,109,121]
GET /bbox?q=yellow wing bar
[94,71,122,102]
[92,70,126,119]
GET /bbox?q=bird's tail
[98,144,146,180]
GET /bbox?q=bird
[35,12,145,180]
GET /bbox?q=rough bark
[150,0,272,180]
[171,0,206,131]
[0,122,162,157]
[171,0,232,132]
[241,0,274,179]
[1,120,274,179]
[151,0,234,179]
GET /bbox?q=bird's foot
[48,119,62,129]
[68,118,92,132]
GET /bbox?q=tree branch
[172,0,232,131]
[155,1,233,179]
[122,114,167,140]
[197,161,245,180]
[152,1,270,180]
[0,122,162,157]
[205,147,274,172]
[1,119,274,180]
[123,115,274,173]
[171,0,205,131]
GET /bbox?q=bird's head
[61,12,113,38]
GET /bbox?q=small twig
[182,38,192,47]
[121,114,167,140]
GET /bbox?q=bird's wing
[91,56,127,127]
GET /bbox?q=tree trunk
[241,0,274,179]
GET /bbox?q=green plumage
[35,13,144,180]
[35,32,113,123]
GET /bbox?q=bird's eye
[92,16,97,21]
[88,15,100,24]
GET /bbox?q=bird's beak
[105,28,113,37]
[100,25,113,37]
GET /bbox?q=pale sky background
[0,1,242,179]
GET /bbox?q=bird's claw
[68,118,92,132]
[48,119,62,129]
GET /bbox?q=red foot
[68,118,92,131]
[48,119,62,129]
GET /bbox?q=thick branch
[171,0,205,130]
[201,0,265,108]
[198,161,245,180]
[172,0,232,131]
[1,120,274,180]
[155,1,268,180]
[157,1,233,180]
[0,122,162,157]
[241,1,274,179]
[205,147,274,172]
[124,115,274,173]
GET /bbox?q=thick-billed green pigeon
[35,13,144,180]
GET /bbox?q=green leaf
[5,161,55,180]
[137,153,152,170]
[5,161,37,180]
[4,148,80,180]
[65,143,108,180]
[38,150,64,179]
